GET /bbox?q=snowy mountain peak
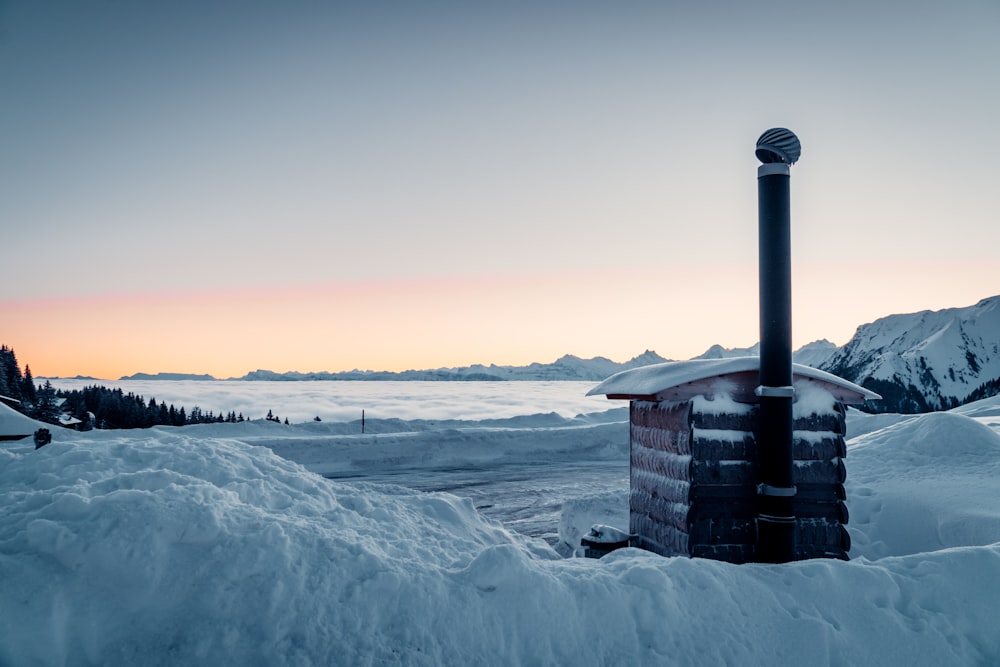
[792,339,839,369]
[625,350,671,366]
[821,296,1000,412]
[692,343,760,360]
[688,341,836,368]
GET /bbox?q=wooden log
[630,515,689,557]
[631,489,760,533]
[632,448,759,485]
[632,400,772,433]
[792,458,846,484]
[629,488,691,532]
[794,500,849,524]
[791,433,847,460]
[630,447,692,481]
[793,403,847,435]
[630,470,692,505]
[632,426,844,461]
[692,459,757,485]
[688,516,757,545]
[630,401,692,431]
[690,484,758,502]
[630,424,691,456]
[631,399,848,433]
[796,517,846,545]
[796,482,846,502]
[690,429,756,461]
[688,500,759,521]
[630,478,767,505]
[690,408,757,431]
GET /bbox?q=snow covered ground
[3,389,1000,665]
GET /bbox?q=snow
[825,295,1000,405]
[691,389,754,415]
[588,356,881,402]
[3,389,1000,665]
[582,524,630,544]
[0,399,49,438]
[791,378,838,416]
[846,410,1000,559]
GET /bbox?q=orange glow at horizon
[3,261,996,380]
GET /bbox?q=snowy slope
[3,396,1000,664]
[791,339,839,368]
[822,296,1000,411]
[845,409,1000,559]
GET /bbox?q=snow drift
[3,396,1000,665]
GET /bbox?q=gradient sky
[2,1,999,379]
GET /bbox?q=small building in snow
[0,398,49,442]
[588,357,879,563]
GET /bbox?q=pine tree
[0,346,11,398]
[147,397,158,427]
[21,365,37,406]
[35,380,60,424]
[2,345,24,401]
[0,346,23,402]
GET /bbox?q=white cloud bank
[47,379,611,423]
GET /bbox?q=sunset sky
[3,1,999,379]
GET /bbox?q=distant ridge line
[109,345,822,382]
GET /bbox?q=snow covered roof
[0,400,48,439]
[58,414,82,427]
[588,357,880,404]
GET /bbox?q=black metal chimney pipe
[754,128,800,564]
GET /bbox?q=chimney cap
[756,128,801,165]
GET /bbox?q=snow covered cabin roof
[0,399,48,440]
[588,357,880,405]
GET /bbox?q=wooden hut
[588,357,879,563]
[0,397,47,442]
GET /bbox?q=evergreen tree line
[1,344,286,430]
[0,345,37,406]
[56,385,249,430]
[967,375,1000,404]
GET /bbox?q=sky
[2,1,999,379]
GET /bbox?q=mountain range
[119,296,1000,414]
[821,296,1000,412]
[646,296,1000,413]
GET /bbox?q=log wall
[628,395,850,563]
